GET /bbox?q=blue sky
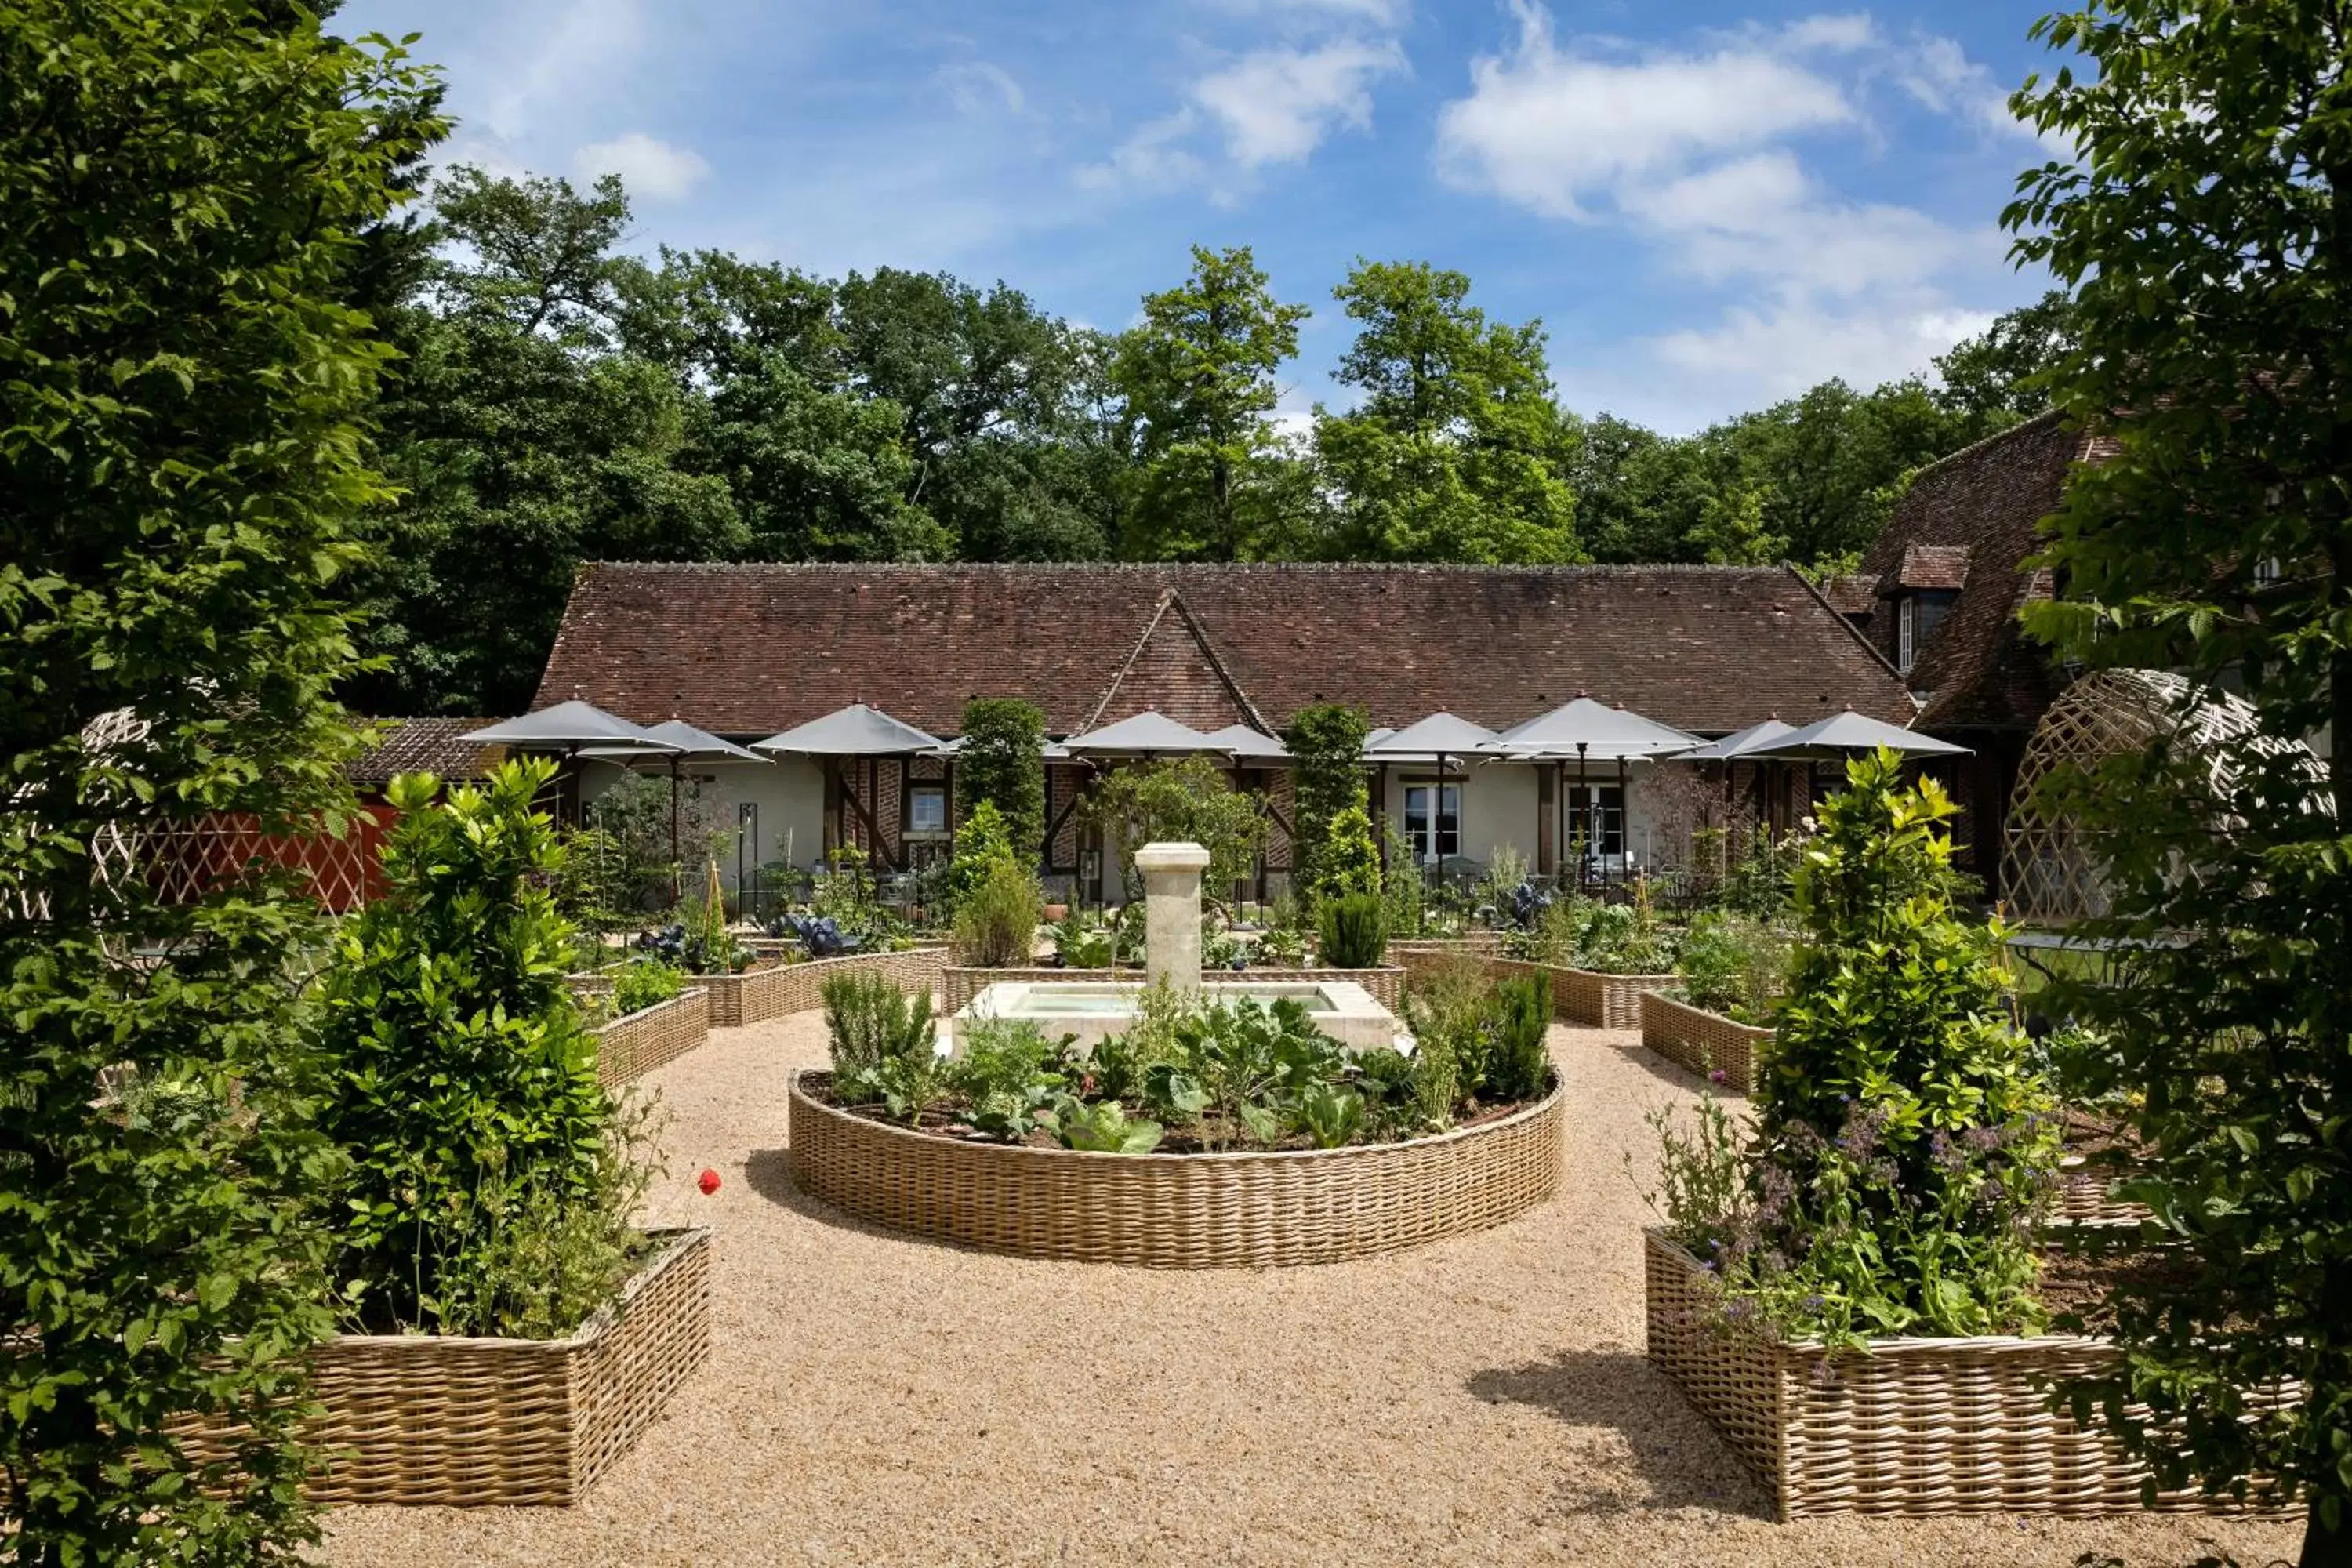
[334,0,2073,434]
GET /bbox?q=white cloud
[572,132,711,201]
[1649,299,1980,399]
[478,0,648,142]
[1211,0,1410,24]
[1623,151,1966,297]
[1434,4,1852,219]
[939,60,1026,117]
[1077,111,1210,192]
[1192,38,1406,169]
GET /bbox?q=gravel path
[322,1015,2299,1568]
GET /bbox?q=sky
[332,0,2075,435]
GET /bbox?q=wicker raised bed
[788,1071,1566,1268]
[1639,990,1771,1093]
[1392,949,1671,1029]
[697,945,946,1026]
[183,1226,711,1507]
[594,987,710,1087]
[1643,1228,2256,1519]
[938,964,1405,1013]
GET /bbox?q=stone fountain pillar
[1131,841,1210,995]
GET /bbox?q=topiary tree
[2009,6,2352,1550]
[1316,802,1381,901]
[1722,750,2058,1343]
[316,762,635,1338]
[947,798,1016,909]
[0,5,442,1559]
[1079,756,1268,909]
[955,698,1046,868]
[1283,702,1370,904]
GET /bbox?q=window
[1896,590,1956,674]
[906,783,947,836]
[1402,781,1460,865]
[1565,785,1624,859]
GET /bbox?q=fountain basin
[954,979,1401,1054]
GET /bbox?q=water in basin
[1000,984,1337,1018]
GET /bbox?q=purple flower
[1708,1068,1730,1085]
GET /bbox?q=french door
[1401,782,1461,866]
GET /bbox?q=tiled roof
[1817,573,1878,618]
[347,717,499,788]
[533,562,1917,739]
[1859,412,2107,730]
[1899,544,1974,590]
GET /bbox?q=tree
[1932,289,2079,422]
[1112,245,1312,561]
[428,165,630,340]
[1283,703,1371,904]
[954,699,1047,868]
[1080,758,1269,906]
[2007,5,2352,1559]
[0,2,442,1558]
[1314,260,1581,562]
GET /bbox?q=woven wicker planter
[1396,950,1673,1029]
[697,946,946,1026]
[181,1227,711,1508]
[788,1072,1565,1268]
[1639,991,1771,1093]
[938,964,1405,1013]
[1643,1229,2248,1519]
[594,987,710,1087]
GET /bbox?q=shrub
[821,970,938,1123]
[1316,803,1382,902]
[954,699,1047,866]
[1650,750,2060,1346]
[1080,756,1267,905]
[1532,888,1679,974]
[946,1020,1063,1141]
[1283,702,1370,902]
[953,851,1043,967]
[1317,891,1388,969]
[318,763,640,1338]
[1485,974,1553,1104]
[948,799,1016,909]
[611,958,684,1018]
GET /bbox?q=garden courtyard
[318,1011,2301,1568]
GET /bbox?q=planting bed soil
[320,1014,2299,1568]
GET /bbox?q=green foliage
[611,959,684,1019]
[1044,1096,1164,1155]
[954,699,1047,865]
[1316,804,1382,902]
[1314,259,1581,563]
[1283,703,1370,902]
[1378,816,1425,938]
[1111,244,1313,561]
[949,798,1017,907]
[1292,1081,1368,1150]
[820,971,938,1121]
[1530,892,1679,975]
[1317,891,1389,970]
[953,851,1043,968]
[1675,912,1795,1023]
[1080,756,1269,902]
[1150,1000,1345,1150]
[946,1021,1064,1142]
[318,764,638,1338]
[1048,909,1113,969]
[1403,960,1553,1110]
[0,4,445,1554]
[1664,750,2059,1348]
[2005,7,2352,1539]
[1486,975,1554,1105]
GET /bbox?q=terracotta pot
[1042,903,1069,921]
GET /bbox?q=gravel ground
[322,1016,2299,1568]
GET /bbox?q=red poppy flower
[697,1167,722,1196]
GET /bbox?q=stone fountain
[949,840,1399,1054]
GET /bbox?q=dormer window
[1896,590,1956,674]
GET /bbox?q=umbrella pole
[1617,754,1629,885]
[670,757,682,908]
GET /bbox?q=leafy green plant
[1316,890,1389,969]
[822,969,937,1116]
[0,5,444,1556]
[947,1020,1065,1141]
[1316,803,1381,902]
[953,699,1047,866]
[1080,756,1268,906]
[1292,1081,1367,1149]
[318,763,637,1339]
[1049,909,1113,968]
[610,958,684,1018]
[1044,1096,1164,1155]
[1158,999,1345,1149]
[953,850,1043,967]
[1485,974,1553,1104]
[1202,925,1247,970]
[1283,702,1370,903]
[1653,750,2060,1348]
[1675,911,1794,1023]
[949,798,1018,909]
[1379,816,1425,937]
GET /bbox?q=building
[532,561,1913,900]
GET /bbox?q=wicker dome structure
[2001,668,2272,926]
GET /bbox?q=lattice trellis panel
[2002,668,2267,926]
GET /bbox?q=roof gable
[1081,590,1261,734]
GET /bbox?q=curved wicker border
[1394,949,1673,1029]
[1639,990,1770,1093]
[595,987,710,1087]
[179,1227,710,1507]
[1643,1229,2283,1519]
[788,1072,1566,1268]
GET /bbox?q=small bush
[953,851,1043,967]
[1675,912,1794,1022]
[1486,974,1553,1103]
[948,799,1017,909]
[1316,802,1381,902]
[1317,890,1388,968]
[610,958,684,1018]
[947,1020,1063,1140]
[822,971,935,1079]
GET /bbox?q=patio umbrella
[462,701,681,827]
[1061,711,1234,758]
[1675,717,1798,761]
[1367,712,1500,763]
[1483,697,1698,884]
[924,735,1073,760]
[581,719,768,886]
[1202,724,1288,761]
[1740,708,1972,761]
[753,704,944,872]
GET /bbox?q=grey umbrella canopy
[1486,696,1698,760]
[924,735,1071,760]
[1676,716,1798,761]
[1203,724,1289,761]
[1741,707,1972,760]
[1062,711,1232,757]
[581,718,764,764]
[1367,712,1499,762]
[463,699,681,752]
[753,703,942,757]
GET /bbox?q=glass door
[1402,782,1461,866]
